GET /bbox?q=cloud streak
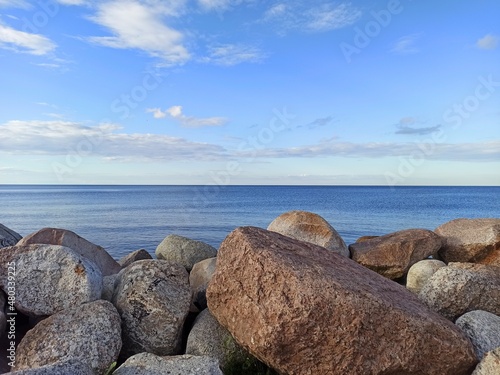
[147,106,228,128]
[201,44,266,66]
[0,23,56,55]
[476,34,499,50]
[86,0,190,65]
[391,34,421,55]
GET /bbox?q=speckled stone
[407,259,447,294]
[15,300,121,374]
[472,347,500,375]
[456,310,500,360]
[6,360,94,374]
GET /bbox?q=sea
[0,185,499,260]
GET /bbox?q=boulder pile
[0,213,499,375]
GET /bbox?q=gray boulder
[406,259,447,294]
[0,224,22,248]
[118,248,152,268]
[349,229,442,280]
[419,263,500,320]
[435,218,500,266]
[190,257,217,310]
[456,310,500,360]
[114,353,223,375]
[15,300,121,374]
[101,274,119,301]
[17,227,121,276]
[112,259,191,357]
[267,210,349,257]
[6,360,94,375]
[472,347,500,375]
[186,309,265,373]
[0,244,102,316]
[156,234,217,272]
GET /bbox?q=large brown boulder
[435,218,500,266]
[267,210,348,256]
[207,226,477,375]
[418,263,500,321]
[17,228,121,276]
[349,229,442,279]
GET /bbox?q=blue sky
[0,0,499,186]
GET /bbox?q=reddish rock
[355,235,379,243]
[435,218,500,266]
[17,228,121,276]
[349,229,442,279]
[207,226,477,375]
[267,210,348,256]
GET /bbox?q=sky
[0,0,499,186]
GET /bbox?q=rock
[156,234,217,272]
[207,226,477,375]
[0,292,6,338]
[472,347,500,375]
[435,218,500,266]
[186,309,267,373]
[419,262,500,321]
[0,244,102,317]
[189,257,217,310]
[17,227,121,276]
[101,274,119,301]
[15,300,121,374]
[0,224,22,248]
[406,259,447,294]
[6,360,94,374]
[114,353,223,375]
[349,229,443,279]
[456,310,500,360]
[355,235,379,243]
[267,210,349,256]
[118,248,152,268]
[112,259,191,358]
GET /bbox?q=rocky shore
[0,213,499,374]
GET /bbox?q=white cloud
[0,0,29,8]
[87,0,190,65]
[306,3,362,32]
[0,23,56,55]
[202,43,266,66]
[147,106,228,128]
[391,34,421,55]
[476,34,499,50]
[261,1,361,35]
[0,120,226,161]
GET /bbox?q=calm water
[1,185,499,260]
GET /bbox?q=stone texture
[17,227,121,276]
[349,229,443,279]
[472,347,500,375]
[189,257,217,311]
[114,353,223,375]
[0,292,6,338]
[0,224,22,248]
[355,235,379,243]
[207,226,477,375]
[186,309,266,373]
[456,310,500,360]
[112,259,191,358]
[156,234,217,272]
[6,360,94,375]
[267,210,349,257]
[406,259,447,294]
[118,248,152,268]
[435,218,500,266]
[101,274,119,301]
[0,244,102,316]
[15,300,121,374]
[419,262,500,321]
